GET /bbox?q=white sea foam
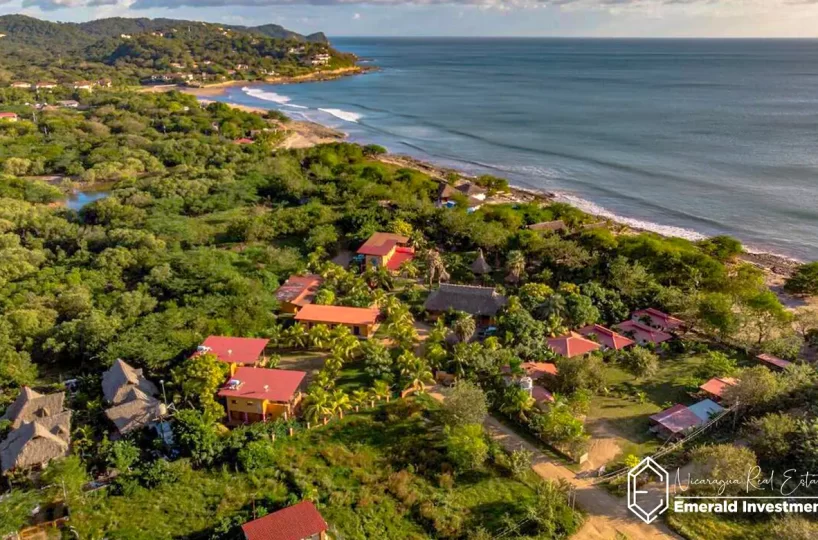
[241,87,306,109]
[319,108,363,123]
[553,192,707,241]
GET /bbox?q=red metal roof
[275,275,322,307]
[699,377,738,399]
[531,386,555,404]
[0,112,18,118]
[384,247,415,272]
[295,304,379,326]
[219,367,306,403]
[521,362,558,378]
[234,138,254,145]
[757,353,792,370]
[357,232,409,256]
[632,308,684,331]
[649,404,702,434]
[241,501,328,540]
[577,324,635,350]
[547,332,601,358]
[199,336,269,364]
[615,320,672,344]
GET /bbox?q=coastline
[174,83,803,282]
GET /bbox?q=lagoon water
[218,38,818,260]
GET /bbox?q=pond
[65,188,111,211]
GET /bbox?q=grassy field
[57,397,576,539]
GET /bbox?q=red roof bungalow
[294,304,380,338]
[615,320,672,346]
[521,362,558,380]
[0,112,18,122]
[649,404,703,439]
[234,137,255,145]
[632,308,684,332]
[242,501,328,540]
[531,385,555,406]
[195,336,270,375]
[757,353,792,371]
[275,274,323,314]
[357,232,414,273]
[699,377,738,401]
[219,367,306,425]
[577,324,635,351]
[547,332,601,358]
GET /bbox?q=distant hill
[0,15,328,53]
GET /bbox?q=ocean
[216,38,818,260]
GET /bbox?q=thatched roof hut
[0,411,71,473]
[470,249,492,275]
[105,389,166,435]
[528,220,566,232]
[102,359,159,405]
[1,387,66,430]
[424,284,507,318]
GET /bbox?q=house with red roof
[0,112,18,122]
[234,137,255,145]
[649,404,703,439]
[577,324,634,351]
[531,385,555,406]
[547,332,601,358]
[615,320,672,346]
[632,308,684,332]
[241,501,328,540]
[699,377,738,401]
[756,353,792,371]
[275,275,323,314]
[219,367,306,425]
[521,362,558,380]
[195,336,270,375]
[294,304,380,338]
[356,232,414,273]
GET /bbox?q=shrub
[442,380,488,427]
[785,262,818,296]
[238,440,277,472]
[444,423,488,473]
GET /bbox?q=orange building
[357,232,414,273]
[275,274,323,314]
[294,304,380,338]
[219,367,306,425]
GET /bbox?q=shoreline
[174,85,803,279]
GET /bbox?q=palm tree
[314,369,337,390]
[452,313,476,343]
[283,323,309,349]
[385,319,418,350]
[365,266,394,291]
[330,389,352,419]
[542,313,567,338]
[371,380,391,402]
[505,250,526,285]
[308,324,332,350]
[400,260,421,280]
[332,334,360,361]
[500,386,535,422]
[265,323,284,348]
[398,352,434,392]
[302,387,332,424]
[324,353,345,373]
[351,389,369,411]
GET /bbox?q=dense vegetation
[0,15,351,86]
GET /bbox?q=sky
[3,0,818,38]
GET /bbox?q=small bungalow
[10,82,30,89]
[294,304,380,338]
[577,324,634,351]
[649,404,703,439]
[699,377,738,401]
[688,399,724,422]
[528,220,566,233]
[0,112,18,122]
[234,137,255,145]
[470,249,492,276]
[547,332,601,358]
[275,274,323,314]
[437,183,484,212]
[615,320,672,346]
[195,336,271,375]
[102,359,165,436]
[57,100,80,109]
[241,500,329,540]
[356,232,414,273]
[423,284,508,326]
[219,367,306,425]
[632,308,684,332]
[1,388,71,474]
[456,182,487,201]
[73,81,96,91]
[34,82,58,89]
[756,353,792,371]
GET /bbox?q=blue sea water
[217,38,818,260]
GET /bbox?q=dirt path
[429,389,680,540]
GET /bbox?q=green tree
[172,352,229,418]
[744,412,798,466]
[690,444,758,496]
[451,313,476,343]
[442,380,488,427]
[554,354,606,394]
[445,423,488,472]
[617,347,660,380]
[785,262,818,296]
[238,440,276,472]
[722,366,780,410]
[694,351,738,381]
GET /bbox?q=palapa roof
[424,284,508,317]
[528,220,566,232]
[1,411,71,473]
[547,332,602,358]
[1,388,66,430]
[105,390,165,435]
[357,232,409,256]
[577,324,635,351]
[241,501,328,540]
[470,250,492,275]
[456,182,486,197]
[102,359,159,405]
[275,274,323,307]
[438,183,459,199]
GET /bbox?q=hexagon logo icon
[627,457,669,524]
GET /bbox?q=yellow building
[219,367,306,425]
[294,304,380,338]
